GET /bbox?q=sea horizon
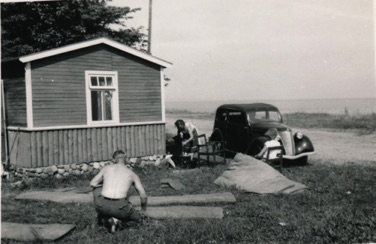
[166,97,376,115]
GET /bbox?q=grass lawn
[1,159,375,243]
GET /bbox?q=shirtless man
[90,150,147,230]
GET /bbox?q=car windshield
[247,110,282,123]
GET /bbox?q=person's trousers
[93,187,141,222]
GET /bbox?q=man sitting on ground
[90,150,147,230]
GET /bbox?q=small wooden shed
[1,37,172,168]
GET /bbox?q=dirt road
[166,116,376,166]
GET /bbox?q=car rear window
[228,111,246,124]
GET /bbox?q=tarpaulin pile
[214,153,307,194]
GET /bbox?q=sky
[109,0,376,102]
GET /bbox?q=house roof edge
[19,37,172,68]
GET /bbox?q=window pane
[91,91,102,121]
[106,77,113,86]
[269,111,281,122]
[104,91,113,120]
[255,111,266,120]
[91,77,97,86]
[99,77,105,86]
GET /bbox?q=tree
[1,0,147,59]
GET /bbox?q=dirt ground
[166,116,376,166]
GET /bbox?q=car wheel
[245,137,268,156]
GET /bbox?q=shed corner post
[160,67,166,122]
[25,62,34,129]
[1,79,10,169]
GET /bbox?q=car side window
[228,111,246,124]
[216,109,227,122]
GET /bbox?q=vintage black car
[209,103,315,164]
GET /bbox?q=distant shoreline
[166,97,376,115]
[166,109,376,133]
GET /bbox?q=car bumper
[283,152,316,160]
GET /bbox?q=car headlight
[296,131,303,139]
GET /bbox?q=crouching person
[90,150,147,232]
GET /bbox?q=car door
[226,109,249,153]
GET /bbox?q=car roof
[217,103,279,112]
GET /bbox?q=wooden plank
[125,126,130,156]
[13,132,30,167]
[157,125,162,154]
[30,132,37,166]
[42,131,49,166]
[109,128,114,157]
[72,129,78,163]
[130,192,236,206]
[67,130,73,164]
[63,130,69,164]
[15,191,236,206]
[141,126,146,156]
[86,128,93,162]
[96,128,102,160]
[82,129,87,163]
[130,126,135,157]
[58,130,64,164]
[145,125,151,155]
[139,206,224,219]
[102,128,108,160]
[151,125,156,155]
[120,127,126,152]
[145,125,149,155]
[76,129,81,163]
[161,125,166,155]
[36,132,43,167]
[1,222,76,242]
[53,130,59,165]
[91,128,97,160]
[47,131,54,165]
[137,126,142,156]
[145,125,153,155]
[112,127,117,155]
[112,127,120,150]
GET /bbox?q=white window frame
[85,70,119,125]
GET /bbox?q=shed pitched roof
[18,37,172,68]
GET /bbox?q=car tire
[245,137,268,156]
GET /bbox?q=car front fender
[294,134,315,155]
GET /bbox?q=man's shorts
[93,187,141,222]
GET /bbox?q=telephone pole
[148,0,152,54]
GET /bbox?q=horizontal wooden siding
[31,45,162,127]
[110,48,162,122]
[7,124,166,167]
[4,78,27,127]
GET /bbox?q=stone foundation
[12,155,173,180]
